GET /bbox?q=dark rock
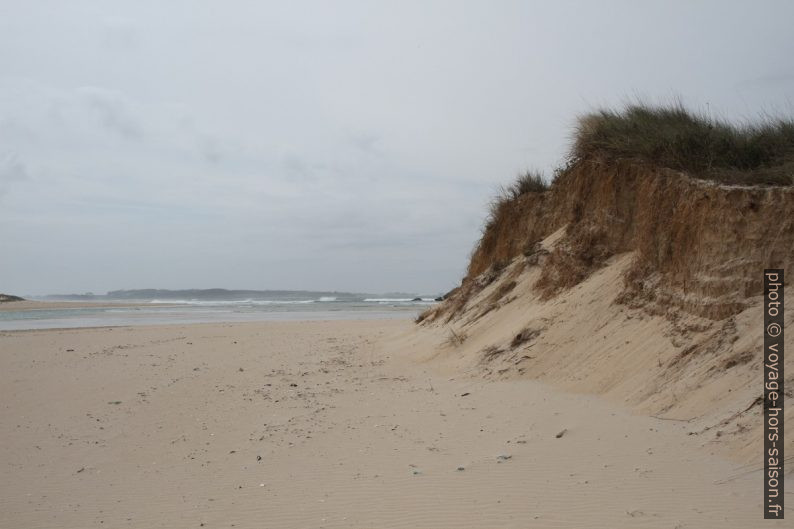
[555,428,568,438]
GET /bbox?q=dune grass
[571,103,794,185]
[502,169,549,198]
[483,170,548,230]
[482,102,792,235]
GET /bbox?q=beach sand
[0,320,788,528]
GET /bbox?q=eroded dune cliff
[418,107,794,464]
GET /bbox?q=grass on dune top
[483,103,793,233]
[571,103,794,186]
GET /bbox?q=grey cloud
[197,135,223,165]
[349,133,383,157]
[0,153,29,198]
[282,155,317,182]
[78,86,143,140]
[735,72,794,89]
[102,16,140,50]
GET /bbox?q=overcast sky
[1,1,793,296]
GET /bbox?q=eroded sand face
[0,320,789,527]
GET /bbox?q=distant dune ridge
[418,103,794,464]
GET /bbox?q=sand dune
[418,234,793,467]
[418,148,794,473]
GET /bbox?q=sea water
[0,295,437,331]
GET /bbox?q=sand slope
[419,227,793,467]
[0,320,789,527]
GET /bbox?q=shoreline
[0,301,418,332]
[0,319,788,527]
[0,300,179,312]
[0,314,414,334]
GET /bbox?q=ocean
[0,292,438,331]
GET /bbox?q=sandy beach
[0,319,787,528]
[4,2,794,526]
